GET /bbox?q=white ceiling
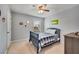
[10,4,78,18]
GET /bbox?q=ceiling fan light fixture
[38,10,44,14]
[33,4,49,14]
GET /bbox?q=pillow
[45,29,56,35]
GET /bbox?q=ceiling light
[38,10,44,14]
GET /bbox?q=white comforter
[39,33,54,39]
[34,32,55,40]
[34,32,59,47]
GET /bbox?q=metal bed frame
[29,28,61,53]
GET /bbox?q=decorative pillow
[45,29,56,35]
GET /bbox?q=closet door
[0,17,7,53]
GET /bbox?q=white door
[0,5,11,53]
[0,17,7,53]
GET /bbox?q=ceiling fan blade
[44,9,50,12]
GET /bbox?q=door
[0,5,11,53]
[0,17,7,53]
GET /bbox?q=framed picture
[2,17,6,22]
[19,22,23,25]
[51,19,59,25]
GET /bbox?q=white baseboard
[11,39,29,43]
[5,40,12,54]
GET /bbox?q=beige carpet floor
[7,40,64,54]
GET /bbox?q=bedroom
[0,4,79,54]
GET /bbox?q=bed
[29,28,61,53]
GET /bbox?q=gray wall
[11,12,44,41]
[45,5,79,43]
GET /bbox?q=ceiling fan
[33,4,50,13]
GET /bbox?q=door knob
[7,32,10,33]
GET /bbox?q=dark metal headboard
[47,28,61,38]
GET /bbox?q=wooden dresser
[64,32,79,54]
